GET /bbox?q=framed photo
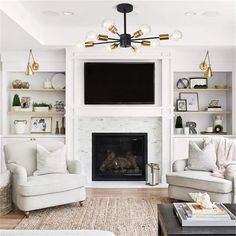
[176,99,187,111]
[30,117,52,133]
[180,93,199,111]
[189,77,208,89]
[21,97,31,109]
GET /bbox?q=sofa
[4,141,86,216]
[166,140,236,203]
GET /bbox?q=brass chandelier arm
[93,40,120,45]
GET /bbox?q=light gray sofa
[166,142,236,203]
[4,141,86,216]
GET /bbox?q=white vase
[175,128,183,134]
[14,120,27,134]
[13,106,21,112]
[34,107,49,112]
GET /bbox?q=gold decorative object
[25,49,39,76]
[21,82,30,89]
[12,80,22,89]
[84,3,182,52]
[199,51,213,78]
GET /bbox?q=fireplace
[92,133,147,181]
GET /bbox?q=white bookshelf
[173,72,233,135]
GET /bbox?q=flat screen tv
[84,62,155,104]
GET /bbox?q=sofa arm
[172,159,188,172]
[224,163,236,203]
[67,160,82,174]
[7,163,27,185]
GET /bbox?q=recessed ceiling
[0,0,235,48]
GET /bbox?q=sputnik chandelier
[85,3,182,52]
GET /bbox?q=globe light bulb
[102,19,114,30]
[170,30,183,41]
[86,31,98,41]
[139,24,151,35]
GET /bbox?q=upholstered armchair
[166,158,236,203]
[4,141,86,217]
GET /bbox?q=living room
[0,0,235,235]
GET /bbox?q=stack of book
[206,106,222,112]
[174,203,236,226]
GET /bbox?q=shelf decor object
[25,49,39,76]
[84,3,182,52]
[51,73,65,89]
[199,51,213,78]
[30,117,52,133]
[12,94,21,112]
[175,116,183,134]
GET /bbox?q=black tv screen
[84,62,155,104]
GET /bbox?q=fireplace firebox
[92,133,147,181]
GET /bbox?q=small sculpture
[189,192,214,209]
[55,121,59,135]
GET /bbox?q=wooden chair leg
[79,201,85,207]
[24,211,30,218]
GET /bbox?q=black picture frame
[176,99,187,111]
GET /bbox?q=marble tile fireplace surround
[77,117,162,186]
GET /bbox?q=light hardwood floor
[0,188,169,229]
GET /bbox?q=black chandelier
[85,3,182,52]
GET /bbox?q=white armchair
[4,141,86,217]
[166,158,236,203]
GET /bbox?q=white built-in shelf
[174,88,231,92]
[8,88,65,92]
[8,111,65,116]
[173,134,236,138]
[174,111,231,115]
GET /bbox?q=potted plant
[175,116,183,134]
[12,94,21,112]
[33,102,52,112]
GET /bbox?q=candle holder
[145,163,160,186]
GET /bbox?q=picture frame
[21,97,31,109]
[189,77,208,89]
[30,117,52,133]
[180,93,199,111]
[176,99,187,111]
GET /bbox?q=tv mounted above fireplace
[84,62,155,104]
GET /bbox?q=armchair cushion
[34,144,67,176]
[18,174,86,197]
[186,142,217,172]
[166,170,232,194]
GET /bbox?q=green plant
[33,102,52,110]
[12,94,21,106]
[175,116,183,128]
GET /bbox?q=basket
[0,182,12,216]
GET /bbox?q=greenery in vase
[175,116,183,128]
[32,102,52,110]
[12,94,21,106]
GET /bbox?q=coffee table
[158,204,236,236]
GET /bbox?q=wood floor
[0,188,168,230]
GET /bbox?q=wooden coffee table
[158,204,236,236]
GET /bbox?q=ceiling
[0,0,235,50]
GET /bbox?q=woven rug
[15,196,169,236]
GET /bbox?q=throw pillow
[34,144,67,175]
[186,141,217,172]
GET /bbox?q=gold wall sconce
[199,51,213,78]
[25,49,39,76]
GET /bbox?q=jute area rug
[16,197,169,236]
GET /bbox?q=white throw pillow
[186,141,217,172]
[34,144,67,175]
